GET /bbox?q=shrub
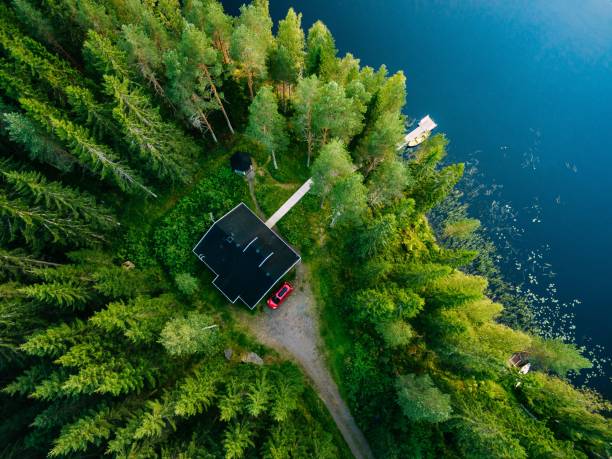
[175,273,199,295]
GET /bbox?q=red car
[267,281,294,309]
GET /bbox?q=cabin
[193,203,301,309]
[508,352,531,374]
[230,152,253,176]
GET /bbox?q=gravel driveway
[237,264,374,459]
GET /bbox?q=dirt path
[236,264,374,459]
[246,173,265,219]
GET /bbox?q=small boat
[400,115,438,149]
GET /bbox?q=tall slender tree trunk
[306,111,313,167]
[247,71,254,99]
[271,149,278,169]
[364,157,382,178]
[197,109,218,143]
[200,64,234,134]
[214,33,231,64]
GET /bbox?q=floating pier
[398,115,438,149]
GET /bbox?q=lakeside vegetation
[0,0,610,458]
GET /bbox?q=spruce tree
[1,166,117,230]
[3,112,76,171]
[104,75,192,182]
[20,97,156,197]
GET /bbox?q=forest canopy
[0,1,609,458]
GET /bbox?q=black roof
[230,152,252,171]
[193,203,300,309]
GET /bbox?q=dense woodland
[0,0,610,458]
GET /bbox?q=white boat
[399,115,438,149]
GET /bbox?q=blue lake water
[224,0,612,395]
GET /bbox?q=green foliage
[1,166,117,230]
[104,75,195,182]
[528,336,592,376]
[20,97,155,196]
[443,218,481,240]
[224,421,254,459]
[153,166,249,276]
[305,21,338,80]
[271,8,304,87]
[3,112,75,171]
[19,282,89,308]
[159,311,220,357]
[0,2,608,458]
[310,139,354,200]
[518,372,612,456]
[175,273,200,295]
[90,295,176,345]
[366,158,410,207]
[245,86,288,169]
[395,374,452,423]
[20,320,85,357]
[231,1,273,99]
[49,406,113,457]
[377,320,414,348]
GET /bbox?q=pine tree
[177,23,233,134]
[18,282,90,308]
[328,173,368,227]
[356,112,405,175]
[121,24,167,98]
[231,1,273,99]
[291,75,320,166]
[246,372,269,417]
[0,10,86,96]
[184,0,234,65]
[0,248,61,277]
[312,81,363,146]
[269,8,305,107]
[65,85,116,139]
[305,21,338,80]
[173,363,224,417]
[367,158,410,207]
[245,86,288,169]
[90,295,176,345]
[20,320,86,358]
[165,26,220,142]
[310,140,355,204]
[395,373,452,423]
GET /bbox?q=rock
[224,348,233,361]
[122,260,135,270]
[241,351,264,365]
